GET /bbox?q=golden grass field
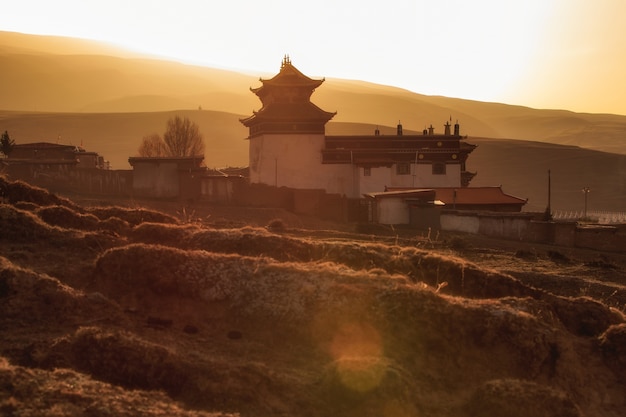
[1,176,626,417]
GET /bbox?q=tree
[137,116,205,158]
[137,133,167,157]
[163,116,205,157]
[0,131,15,157]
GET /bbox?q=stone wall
[442,210,626,253]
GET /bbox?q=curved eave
[240,112,336,127]
[254,63,325,92]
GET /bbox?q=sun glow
[3,0,626,114]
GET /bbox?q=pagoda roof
[251,56,324,96]
[240,102,336,126]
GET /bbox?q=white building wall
[358,163,462,195]
[411,164,461,188]
[360,167,390,195]
[132,162,179,198]
[249,134,358,197]
[250,135,463,197]
[377,198,410,224]
[440,212,480,234]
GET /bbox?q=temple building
[240,56,477,199]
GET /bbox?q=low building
[364,189,444,228]
[3,142,109,183]
[128,156,205,199]
[199,168,247,204]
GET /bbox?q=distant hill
[2,31,626,154]
[1,31,625,212]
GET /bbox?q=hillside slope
[1,177,625,417]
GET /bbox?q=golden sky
[3,0,626,115]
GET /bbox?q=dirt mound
[36,205,100,231]
[32,326,297,414]
[34,204,133,235]
[318,356,419,417]
[464,378,582,417]
[0,204,66,241]
[1,190,626,416]
[599,323,626,382]
[0,175,78,209]
[0,356,234,417]
[89,242,626,416]
[0,256,122,329]
[86,205,179,226]
[129,223,541,300]
[93,243,404,321]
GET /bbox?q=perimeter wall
[441,210,626,253]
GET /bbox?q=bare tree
[163,116,205,157]
[137,133,166,157]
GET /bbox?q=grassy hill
[1,177,625,417]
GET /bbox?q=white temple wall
[249,134,357,197]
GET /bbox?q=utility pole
[547,169,551,217]
[582,187,590,219]
[543,169,552,221]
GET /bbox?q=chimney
[428,124,434,135]
[454,121,460,136]
[397,121,403,136]
[444,121,451,135]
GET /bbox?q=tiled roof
[365,189,435,199]
[240,102,335,125]
[434,187,526,205]
[385,186,526,206]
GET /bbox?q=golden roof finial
[281,54,291,68]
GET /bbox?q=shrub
[266,218,286,232]
[547,250,571,264]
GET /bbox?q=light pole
[582,187,590,219]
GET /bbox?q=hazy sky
[3,0,626,115]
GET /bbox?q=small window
[396,163,410,175]
[363,167,371,176]
[432,163,446,175]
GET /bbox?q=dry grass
[0,357,235,417]
[128,222,541,299]
[36,205,100,231]
[0,176,78,209]
[0,177,626,417]
[86,205,179,226]
[464,379,582,417]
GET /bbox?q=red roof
[386,186,526,206]
[434,187,526,205]
[365,189,436,200]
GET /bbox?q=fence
[553,210,626,225]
